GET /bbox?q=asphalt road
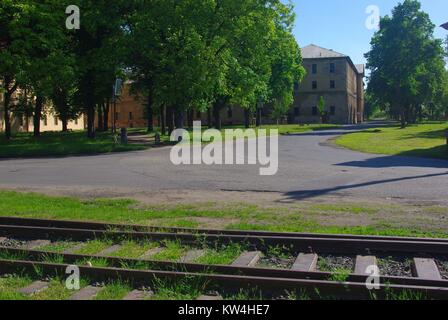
[0,123,447,203]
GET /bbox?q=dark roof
[301,44,346,59]
[301,44,364,75]
[442,22,448,30]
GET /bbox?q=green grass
[0,130,147,158]
[0,275,32,300]
[336,122,448,160]
[72,239,113,256]
[36,241,81,253]
[151,241,188,261]
[109,241,157,259]
[94,281,131,300]
[31,278,73,300]
[194,244,243,265]
[0,190,447,239]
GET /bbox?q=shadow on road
[279,171,448,202]
[336,154,448,169]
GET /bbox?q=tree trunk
[244,109,250,129]
[400,108,407,129]
[207,108,212,128]
[103,98,110,131]
[174,108,184,129]
[187,109,194,128]
[62,118,68,132]
[87,102,96,138]
[3,77,15,140]
[166,105,174,135]
[33,95,44,137]
[161,105,166,136]
[97,103,104,132]
[256,107,262,127]
[146,94,154,132]
[3,89,11,140]
[213,103,222,130]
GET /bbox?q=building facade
[289,44,365,124]
[0,91,85,133]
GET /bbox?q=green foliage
[365,0,446,126]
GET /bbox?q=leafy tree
[70,0,131,138]
[365,0,446,127]
[0,0,27,139]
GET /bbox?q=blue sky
[292,0,448,66]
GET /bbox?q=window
[75,118,78,125]
[312,106,318,116]
[330,80,335,89]
[129,112,133,120]
[54,117,58,126]
[227,107,233,118]
[312,64,317,74]
[44,116,48,126]
[294,82,299,91]
[312,81,317,90]
[330,63,335,73]
[115,112,119,120]
[330,106,336,115]
[294,107,300,117]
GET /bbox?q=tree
[0,0,27,139]
[71,0,131,138]
[365,0,446,127]
[268,16,305,124]
[17,0,72,137]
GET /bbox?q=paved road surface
[0,123,447,203]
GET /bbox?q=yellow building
[0,91,85,133]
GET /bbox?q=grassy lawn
[0,190,448,238]
[336,122,448,160]
[0,131,148,158]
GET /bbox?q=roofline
[442,22,448,30]
[302,55,365,76]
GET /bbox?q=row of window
[312,63,336,74]
[17,116,79,127]
[294,106,336,116]
[312,80,336,90]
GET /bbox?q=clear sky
[292,0,448,66]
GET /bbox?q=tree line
[1,0,305,140]
[365,0,448,127]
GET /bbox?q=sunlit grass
[336,122,448,160]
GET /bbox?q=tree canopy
[365,0,446,127]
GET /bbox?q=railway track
[1,216,448,300]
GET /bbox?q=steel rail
[2,224,448,255]
[1,216,446,243]
[1,246,448,289]
[1,258,447,299]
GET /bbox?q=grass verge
[336,122,448,160]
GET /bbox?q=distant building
[111,45,365,127]
[289,44,365,124]
[441,22,448,30]
[0,89,85,134]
